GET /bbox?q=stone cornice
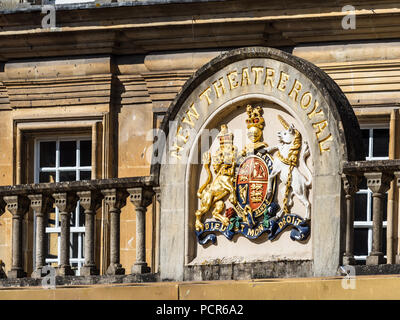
[3,74,113,109]
[1,1,400,60]
[343,160,400,174]
[0,176,155,196]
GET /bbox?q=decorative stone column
[342,174,359,265]
[395,172,400,264]
[28,194,53,278]
[77,190,102,276]
[128,187,154,274]
[153,186,161,274]
[4,195,30,278]
[53,192,78,276]
[0,196,6,278]
[102,188,127,275]
[365,172,393,265]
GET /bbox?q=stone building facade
[0,0,400,287]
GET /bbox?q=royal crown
[245,105,265,130]
[218,124,234,146]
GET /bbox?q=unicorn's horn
[278,115,289,130]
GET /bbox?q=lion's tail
[197,162,212,198]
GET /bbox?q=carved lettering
[288,79,302,102]
[170,64,335,161]
[307,100,323,119]
[300,91,313,109]
[241,67,252,86]
[181,103,200,128]
[247,228,255,237]
[264,67,275,89]
[170,142,183,159]
[251,66,264,84]
[277,71,290,92]
[212,78,227,98]
[199,87,212,106]
[181,109,199,128]
[227,71,239,90]
[312,119,329,140]
[318,133,333,153]
[176,125,189,143]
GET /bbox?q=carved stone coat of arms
[194,105,312,245]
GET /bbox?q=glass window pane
[39,137,92,274]
[382,227,387,260]
[70,209,77,227]
[40,141,56,167]
[373,129,389,158]
[70,233,79,259]
[82,234,85,259]
[354,228,369,256]
[39,171,56,183]
[80,171,91,181]
[60,141,76,167]
[361,129,370,159]
[80,140,91,166]
[47,233,59,260]
[355,193,368,221]
[47,210,57,228]
[59,171,76,182]
[79,206,85,227]
[358,176,367,190]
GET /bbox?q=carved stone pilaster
[4,195,30,278]
[154,186,161,206]
[365,172,393,265]
[77,191,103,276]
[102,188,128,275]
[342,174,359,265]
[394,172,400,264]
[52,192,78,276]
[128,187,154,274]
[28,194,54,278]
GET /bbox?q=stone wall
[0,41,399,278]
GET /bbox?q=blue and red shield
[235,152,275,218]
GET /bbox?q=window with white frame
[353,126,389,264]
[35,137,92,275]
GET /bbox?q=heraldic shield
[194,105,311,245]
[235,153,275,226]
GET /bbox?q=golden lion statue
[194,125,237,231]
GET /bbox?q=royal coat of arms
[194,105,312,245]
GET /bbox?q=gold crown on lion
[218,124,234,146]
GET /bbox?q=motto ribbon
[268,214,310,241]
[195,214,310,245]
